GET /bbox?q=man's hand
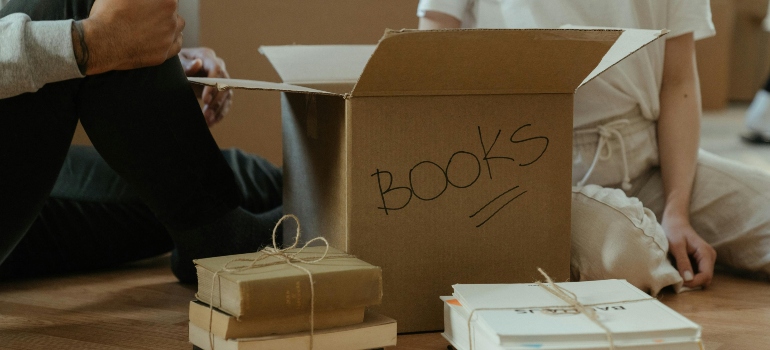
[75,0,185,75]
[179,48,232,126]
[661,215,717,289]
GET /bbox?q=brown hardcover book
[189,300,365,339]
[189,311,397,350]
[194,246,382,319]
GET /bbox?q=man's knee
[1,0,94,21]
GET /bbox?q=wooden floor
[1,256,769,350]
[1,104,769,349]
[700,104,770,173]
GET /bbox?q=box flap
[259,45,375,88]
[188,77,341,96]
[294,82,356,95]
[350,28,622,97]
[568,25,669,90]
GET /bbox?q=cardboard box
[191,28,665,332]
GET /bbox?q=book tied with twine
[194,246,382,319]
[442,277,702,350]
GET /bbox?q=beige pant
[571,108,770,296]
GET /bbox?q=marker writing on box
[372,124,548,227]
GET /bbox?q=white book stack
[442,279,703,350]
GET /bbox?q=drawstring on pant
[575,119,632,190]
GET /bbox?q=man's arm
[76,0,184,75]
[0,0,185,99]
[657,33,717,289]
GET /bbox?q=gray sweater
[0,12,83,99]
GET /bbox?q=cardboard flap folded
[567,25,669,90]
[351,28,621,97]
[188,77,341,96]
[259,45,375,88]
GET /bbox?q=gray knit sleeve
[0,13,84,99]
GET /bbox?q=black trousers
[0,0,280,277]
[0,147,282,278]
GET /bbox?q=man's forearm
[71,20,88,75]
[67,0,185,76]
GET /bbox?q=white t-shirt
[417,0,715,127]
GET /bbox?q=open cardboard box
[191,27,666,333]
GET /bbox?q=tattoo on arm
[71,20,89,75]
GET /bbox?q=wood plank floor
[1,103,769,349]
[1,256,769,350]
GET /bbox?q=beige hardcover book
[194,246,382,319]
[189,300,365,339]
[189,311,397,350]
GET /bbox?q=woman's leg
[571,110,682,296]
[571,185,683,296]
[635,150,770,277]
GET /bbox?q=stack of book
[188,246,396,350]
[442,279,703,350]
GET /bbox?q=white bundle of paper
[442,279,703,350]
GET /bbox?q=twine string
[535,268,615,350]
[203,214,342,350]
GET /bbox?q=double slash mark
[469,185,528,228]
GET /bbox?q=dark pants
[0,0,280,277]
[0,147,282,278]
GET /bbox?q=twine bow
[535,268,616,349]
[204,214,334,350]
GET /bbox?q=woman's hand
[661,214,716,289]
